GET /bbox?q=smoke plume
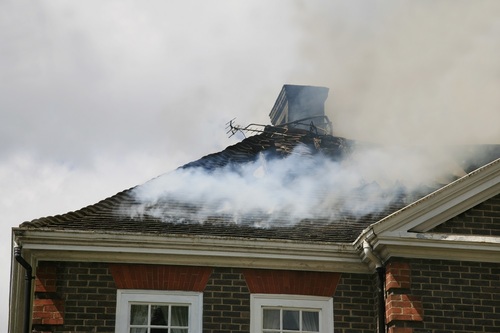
[119,1,500,227]
[127,138,481,227]
[292,1,500,147]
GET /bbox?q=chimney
[269,84,330,133]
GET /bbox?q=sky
[2,0,500,329]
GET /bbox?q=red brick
[42,317,64,325]
[242,269,341,296]
[386,262,411,291]
[35,262,57,293]
[43,305,59,312]
[109,264,213,291]
[32,298,64,326]
[386,293,423,323]
[388,327,413,333]
[33,311,52,319]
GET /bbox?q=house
[9,85,500,333]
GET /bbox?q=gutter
[14,246,34,333]
[362,241,386,333]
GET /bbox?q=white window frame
[115,289,203,333]
[250,294,333,333]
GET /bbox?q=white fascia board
[373,232,500,263]
[13,229,369,273]
[369,158,500,236]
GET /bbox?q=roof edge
[369,157,498,236]
[12,228,368,274]
[354,158,500,263]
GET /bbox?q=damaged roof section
[182,126,350,171]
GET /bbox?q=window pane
[130,304,148,325]
[302,311,319,332]
[263,309,280,329]
[283,310,299,330]
[151,305,169,325]
[171,306,189,326]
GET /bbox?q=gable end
[430,194,500,236]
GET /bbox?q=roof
[17,126,500,244]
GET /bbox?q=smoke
[127,139,473,227]
[3,1,500,331]
[290,1,500,147]
[126,0,500,230]
[125,0,500,229]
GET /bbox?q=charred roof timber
[269,84,332,135]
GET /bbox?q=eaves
[13,228,369,274]
[374,232,500,263]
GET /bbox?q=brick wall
[50,262,117,333]
[203,267,250,333]
[204,268,375,333]
[387,258,500,333]
[333,273,377,333]
[31,262,378,333]
[431,194,500,236]
[33,259,499,333]
[33,262,64,327]
[412,259,500,333]
[385,260,423,331]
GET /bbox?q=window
[251,294,333,333]
[115,290,202,333]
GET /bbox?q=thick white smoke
[291,1,500,147]
[128,139,471,227]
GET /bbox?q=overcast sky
[2,1,500,328]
